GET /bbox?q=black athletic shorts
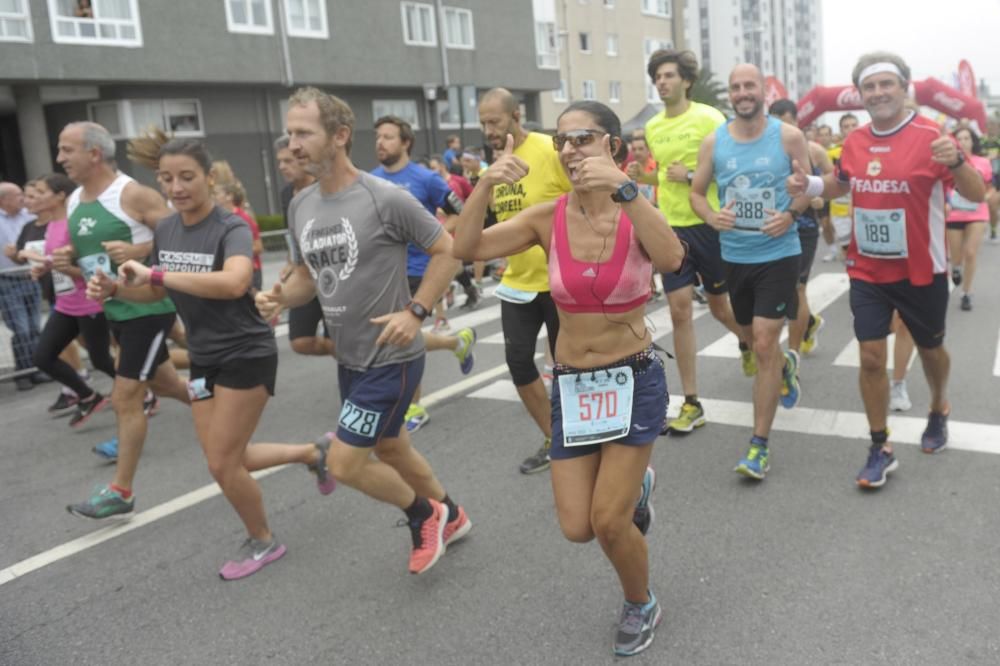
[724,255,800,326]
[662,224,728,295]
[288,296,328,340]
[109,312,175,381]
[188,353,278,400]
[849,274,948,349]
[797,223,820,284]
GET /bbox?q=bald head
[478,87,523,152]
[479,88,517,114]
[729,63,764,86]
[729,64,766,121]
[0,182,24,215]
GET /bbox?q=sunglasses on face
[552,129,607,151]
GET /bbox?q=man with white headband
[788,51,986,489]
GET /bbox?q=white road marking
[993,327,1000,377]
[833,333,917,370]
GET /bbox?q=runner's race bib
[727,187,775,231]
[558,366,634,446]
[338,399,382,439]
[950,191,980,212]
[187,377,213,401]
[78,252,115,281]
[52,270,75,295]
[854,207,907,258]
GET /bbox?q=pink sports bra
[548,195,652,314]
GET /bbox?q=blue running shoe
[454,328,476,375]
[613,589,663,657]
[920,411,949,454]
[734,443,769,480]
[780,350,801,409]
[633,466,656,536]
[856,445,898,488]
[93,436,119,462]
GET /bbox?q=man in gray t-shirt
[256,87,469,576]
[287,171,442,370]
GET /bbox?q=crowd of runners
[1,47,997,658]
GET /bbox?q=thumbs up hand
[931,125,961,167]
[785,158,811,197]
[575,134,629,193]
[481,133,529,188]
[255,281,286,320]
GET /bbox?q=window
[534,21,558,68]
[552,79,568,103]
[640,0,671,17]
[609,81,621,103]
[579,31,590,53]
[401,1,436,46]
[87,99,205,139]
[443,6,473,49]
[0,0,32,42]
[582,80,596,100]
[283,0,327,38]
[373,99,420,129]
[48,0,142,46]
[225,0,273,34]
[437,84,477,128]
[603,0,615,6]
[606,33,618,56]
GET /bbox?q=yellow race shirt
[826,144,851,219]
[645,102,726,227]
[492,131,571,292]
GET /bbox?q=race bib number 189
[854,207,907,258]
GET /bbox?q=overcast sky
[822,0,1000,93]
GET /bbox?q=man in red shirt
[789,52,985,489]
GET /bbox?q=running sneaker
[218,537,287,580]
[951,267,963,287]
[143,391,159,417]
[613,590,663,657]
[856,445,898,488]
[67,484,134,519]
[454,327,477,375]
[49,391,79,414]
[519,437,551,474]
[741,349,757,377]
[889,380,912,412]
[432,317,451,333]
[632,466,656,537]
[920,411,949,454]
[406,499,447,574]
[800,313,825,356]
[460,285,480,310]
[779,350,801,409]
[404,403,429,433]
[69,393,109,428]
[667,402,706,433]
[308,433,337,495]
[734,443,769,480]
[443,505,472,546]
[92,436,119,462]
[821,249,837,263]
[960,294,972,311]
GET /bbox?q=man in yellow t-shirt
[631,49,750,435]
[478,88,571,474]
[823,112,859,260]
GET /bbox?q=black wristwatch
[948,152,966,170]
[407,300,430,321]
[611,180,640,203]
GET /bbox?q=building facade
[535,0,685,131]
[0,0,559,214]
[684,0,823,100]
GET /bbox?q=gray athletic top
[288,172,444,370]
[152,206,276,366]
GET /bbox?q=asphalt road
[2,242,999,665]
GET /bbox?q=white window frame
[552,79,567,103]
[579,31,590,54]
[534,20,559,69]
[606,32,618,56]
[401,1,437,46]
[609,81,621,103]
[640,0,671,18]
[0,0,33,43]
[644,38,672,103]
[372,99,421,130]
[224,0,274,35]
[87,99,206,140]
[48,0,142,47]
[282,0,327,39]
[442,6,474,49]
[582,80,596,101]
[603,0,615,7]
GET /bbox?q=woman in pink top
[454,101,685,657]
[26,174,116,426]
[946,127,995,311]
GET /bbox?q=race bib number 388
[854,207,907,258]
[558,366,634,446]
[728,187,775,231]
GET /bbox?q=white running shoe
[890,380,912,412]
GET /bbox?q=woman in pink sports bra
[454,101,685,657]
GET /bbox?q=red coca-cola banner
[796,78,987,130]
[957,60,976,98]
[764,76,788,108]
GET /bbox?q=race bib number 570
[558,366,634,446]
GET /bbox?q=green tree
[691,69,730,114]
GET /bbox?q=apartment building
[0,0,559,213]
[534,0,685,131]
[684,0,823,99]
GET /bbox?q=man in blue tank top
[690,64,813,482]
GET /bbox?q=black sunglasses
[552,129,607,151]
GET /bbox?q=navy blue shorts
[336,356,424,447]
[849,275,948,349]
[550,347,667,461]
[662,223,728,295]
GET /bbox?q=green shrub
[255,214,285,233]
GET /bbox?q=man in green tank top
[53,122,190,520]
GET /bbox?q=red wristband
[150,267,165,287]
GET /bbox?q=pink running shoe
[219,537,287,581]
[443,505,472,546]
[309,433,337,496]
[407,499,447,575]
